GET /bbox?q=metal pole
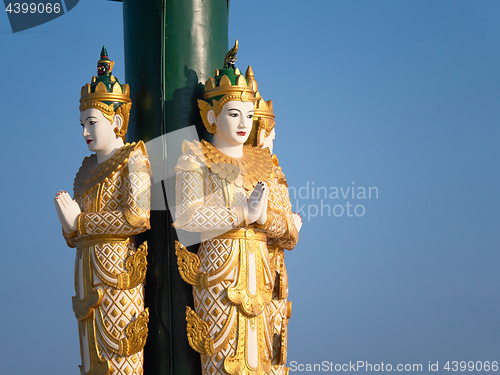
[122,0,229,374]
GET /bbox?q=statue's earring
[210,123,217,134]
[257,128,265,148]
[114,126,125,138]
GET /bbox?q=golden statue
[244,66,302,375]
[54,47,151,375]
[174,42,299,375]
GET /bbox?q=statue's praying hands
[54,190,81,233]
[246,181,268,224]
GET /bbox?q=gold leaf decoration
[117,241,148,290]
[185,306,214,355]
[112,82,122,94]
[175,241,208,288]
[95,81,107,93]
[118,308,149,356]
[219,74,232,87]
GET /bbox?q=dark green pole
[122,1,229,374]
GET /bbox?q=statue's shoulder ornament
[73,141,146,198]
[175,139,205,173]
[199,140,275,191]
[271,154,288,186]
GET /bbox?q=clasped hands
[54,191,81,234]
[246,181,269,225]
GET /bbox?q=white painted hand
[54,192,71,234]
[292,212,303,232]
[247,181,267,224]
[256,184,269,225]
[54,190,81,233]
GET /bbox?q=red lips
[86,140,92,144]
[237,132,246,136]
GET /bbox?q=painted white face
[262,127,276,154]
[80,108,117,152]
[214,100,254,146]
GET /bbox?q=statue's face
[214,100,254,146]
[262,127,275,154]
[98,62,110,76]
[80,108,117,152]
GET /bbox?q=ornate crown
[203,40,255,102]
[198,40,256,134]
[244,66,275,147]
[80,46,132,140]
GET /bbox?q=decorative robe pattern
[174,140,298,375]
[63,142,151,375]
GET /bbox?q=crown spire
[223,39,238,69]
[97,45,114,77]
[80,46,130,106]
[100,45,108,59]
[202,40,254,102]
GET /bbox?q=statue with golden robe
[54,47,151,375]
[244,67,303,375]
[174,42,299,375]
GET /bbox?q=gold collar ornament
[180,140,274,191]
[73,142,144,198]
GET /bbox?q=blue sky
[1,1,499,374]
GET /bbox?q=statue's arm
[78,149,151,236]
[174,166,246,233]
[270,182,299,250]
[122,147,151,229]
[62,229,78,248]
